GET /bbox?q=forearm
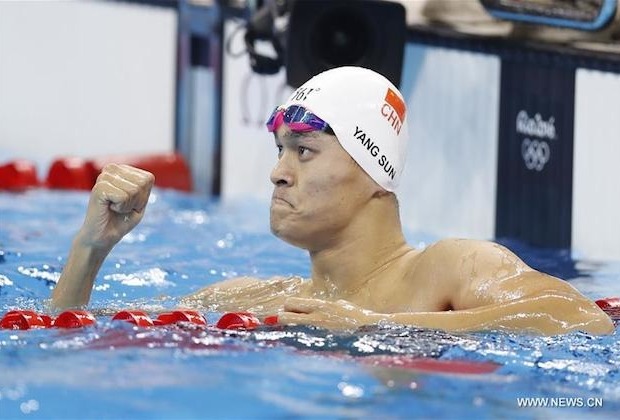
[371,292,614,335]
[51,235,111,309]
[49,165,154,309]
[181,276,304,315]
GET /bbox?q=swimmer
[51,67,614,335]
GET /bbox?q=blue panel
[481,0,617,31]
[495,56,575,248]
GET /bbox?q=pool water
[1,189,619,419]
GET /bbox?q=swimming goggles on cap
[266,105,331,133]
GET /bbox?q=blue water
[1,189,619,419]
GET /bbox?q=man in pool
[51,67,613,335]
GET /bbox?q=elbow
[529,291,615,335]
[572,306,615,335]
[586,314,615,335]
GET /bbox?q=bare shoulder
[420,238,530,273]
[423,237,517,256]
[415,238,532,308]
[422,238,586,308]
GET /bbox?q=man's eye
[298,146,309,156]
[276,145,283,155]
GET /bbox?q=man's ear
[348,155,391,200]
[372,190,398,211]
[372,189,392,199]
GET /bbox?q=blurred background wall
[2,0,620,261]
[0,0,177,173]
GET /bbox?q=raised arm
[51,164,154,309]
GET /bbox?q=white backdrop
[573,69,620,261]
[398,46,500,240]
[0,0,177,174]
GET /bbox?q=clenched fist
[76,164,154,250]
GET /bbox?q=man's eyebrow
[275,131,323,144]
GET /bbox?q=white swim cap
[280,66,409,191]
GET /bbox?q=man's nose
[270,151,295,187]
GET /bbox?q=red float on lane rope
[596,297,620,320]
[216,312,261,330]
[263,315,279,326]
[52,310,97,328]
[154,310,207,326]
[112,310,155,327]
[46,157,98,190]
[44,153,193,191]
[595,297,620,309]
[0,310,52,330]
[0,160,39,190]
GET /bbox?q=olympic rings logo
[521,138,550,171]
